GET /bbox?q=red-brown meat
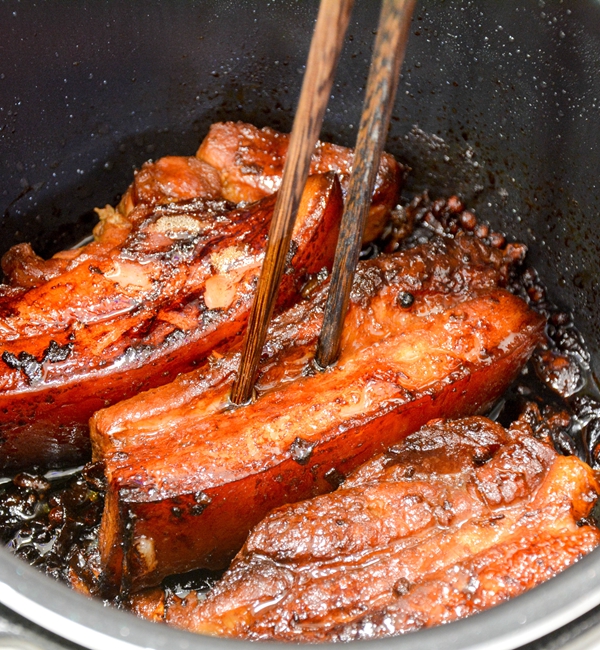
[0,173,343,472]
[117,122,405,244]
[89,234,544,596]
[144,416,600,641]
[196,121,405,241]
[117,156,223,217]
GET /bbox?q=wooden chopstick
[315,0,416,369]
[230,0,354,406]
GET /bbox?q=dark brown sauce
[2,191,600,601]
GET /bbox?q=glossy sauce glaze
[0,134,599,640]
[138,414,600,641]
[0,123,404,473]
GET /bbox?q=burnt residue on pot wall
[0,1,599,376]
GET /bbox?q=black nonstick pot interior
[1,1,600,648]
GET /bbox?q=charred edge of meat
[1,340,73,385]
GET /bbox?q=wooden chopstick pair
[230,0,416,406]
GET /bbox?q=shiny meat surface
[196,121,405,241]
[117,156,223,217]
[89,234,544,595]
[0,173,343,472]
[144,416,600,641]
[0,122,403,473]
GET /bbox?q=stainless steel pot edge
[0,544,600,650]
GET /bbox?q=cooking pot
[1,1,600,648]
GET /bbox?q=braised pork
[137,415,600,641]
[89,234,544,596]
[116,121,404,241]
[0,122,404,472]
[0,173,343,472]
[195,121,404,241]
[117,156,223,217]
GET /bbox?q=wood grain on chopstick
[315,0,416,369]
[230,0,354,405]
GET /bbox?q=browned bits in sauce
[459,210,477,230]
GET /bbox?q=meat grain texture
[90,233,544,596]
[133,416,600,642]
[0,122,404,472]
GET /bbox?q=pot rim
[0,544,599,649]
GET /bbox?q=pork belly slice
[2,122,404,292]
[195,121,406,242]
[119,121,405,243]
[90,234,544,596]
[0,173,343,473]
[144,416,600,641]
[117,156,225,217]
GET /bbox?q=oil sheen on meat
[131,415,600,641]
[88,233,544,596]
[0,122,405,472]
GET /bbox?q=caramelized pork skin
[196,121,406,241]
[0,173,343,472]
[117,156,223,217]
[2,121,403,291]
[90,234,544,596]
[138,416,600,641]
